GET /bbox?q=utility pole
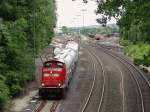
[76,15,81,36]
[81,9,87,34]
[33,0,36,61]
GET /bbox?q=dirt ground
[11,57,42,111]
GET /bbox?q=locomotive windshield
[44,61,64,70]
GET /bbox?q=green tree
[95,0,150,66]
[62,26,69,34]
[0,0,56,110]
[0,77,9,111]
[96,0,150,43]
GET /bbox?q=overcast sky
[56,0,116,28]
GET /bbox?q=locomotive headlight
[44,73,49,77]
[52,74,60,77]
[41,83,45,86]
[58,83,61,86]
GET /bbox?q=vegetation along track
[95,43,150,112]
[81,45,105,112]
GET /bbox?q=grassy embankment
[120,39,150,67]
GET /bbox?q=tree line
[0,0,56,110]
[96,0,150,66]
[61,25,118,35]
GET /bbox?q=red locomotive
[39,41,79,98]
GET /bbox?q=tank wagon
[39,41,79,98]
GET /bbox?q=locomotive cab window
[44,61,64,69]
[44,61,52,67]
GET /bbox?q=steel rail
[32,100,47,112]
[82,44,106,112]
[50,101,59,112]
[100,44,150,87]
[96,44,145,112]
[116,66,125,112]
[81,48,96,112]
[32,100,59,112]
[93,53,105,112]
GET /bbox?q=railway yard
[12,35,150,112]
[1,1,150,112]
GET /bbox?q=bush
[142,49,150,66]
[120,39,130,47]
[0,80,9,110]
[124,42,150,66]
[134,57,143,65]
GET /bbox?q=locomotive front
[39,60,67,97]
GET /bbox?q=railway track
[80,48,96,112]
[50,101,59,112]
[34,41,150,112]
[80,45,106,112]
[100,44,150,85]
[31,100,59,112]
[32,100,47,112]
[87,43,127,112]
[92,51,106,112]
[95,43,150,112]
[116,66,125,112]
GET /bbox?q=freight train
[39,41,79,98]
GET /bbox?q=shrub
[0,80,9,110]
